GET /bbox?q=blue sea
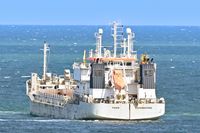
[0,25,200,132]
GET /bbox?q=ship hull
[30,101,165,120]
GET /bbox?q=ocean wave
[0,119,7,121]
[0,111,27,115]
[0,60,8,63]
[167,113,200,117]
[0,119,71,122]
[182,113,200,116]
[29,119,71,122]
[1,85,9,88]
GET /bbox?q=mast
[83,50,86,65]
[123,38,127,56]
[43,41,50,80]
[113,22,117,57]
[126,28,134,58]
[112,21,123,57]
[95,28,103,57]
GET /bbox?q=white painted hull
[30,101,165,120]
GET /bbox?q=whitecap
[4,76,11,79]
[73,42,77,45]
[31,38,37,41]
[192,60,195,63]
[15,71,20,75]
[21,75,31,78]
[180,28,186,31]
[170,66,175,69]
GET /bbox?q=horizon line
[0,24,200,27]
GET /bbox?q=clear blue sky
[0,0,199,26]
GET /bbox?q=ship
[26,22,165,120]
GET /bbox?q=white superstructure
[26,22,165,120]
